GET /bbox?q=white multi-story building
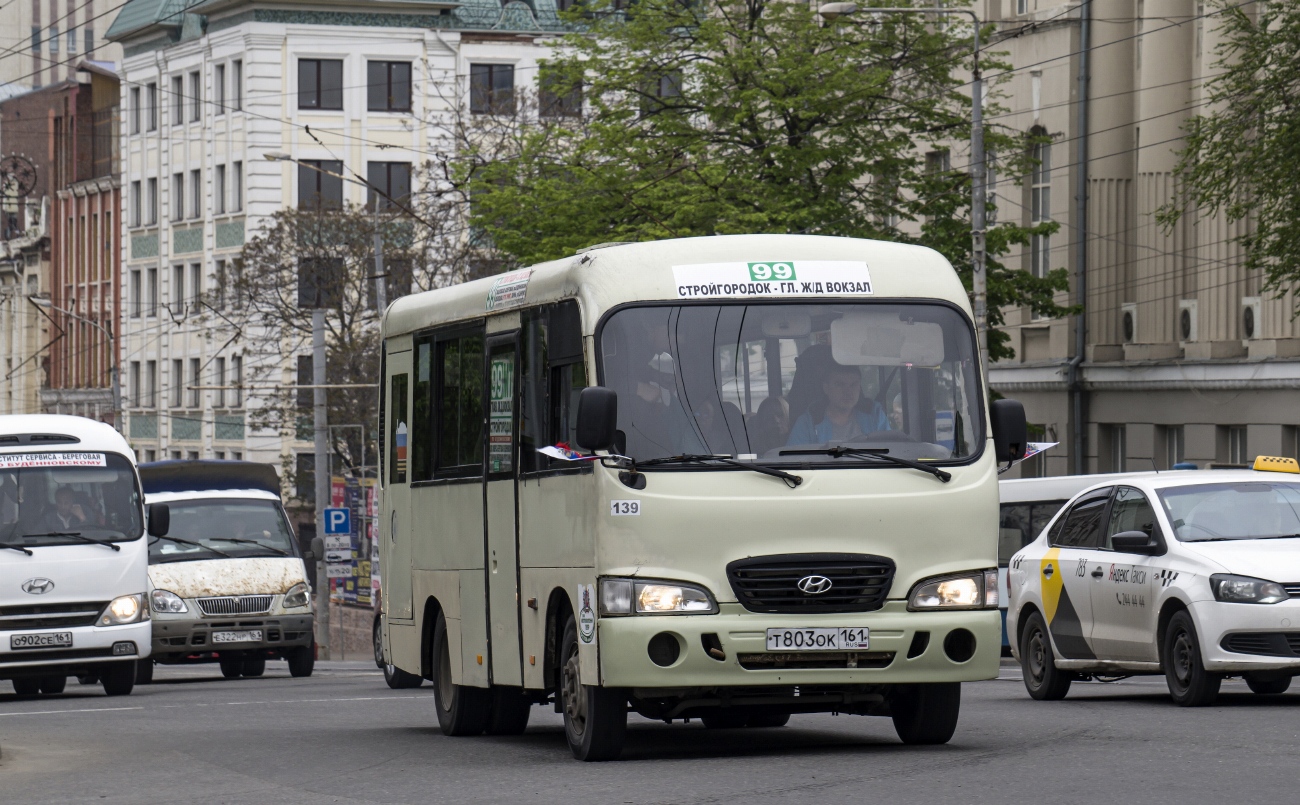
[106,0,566,478]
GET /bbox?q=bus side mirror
[989,399,1028,463]
[576,387,618,452]
[147,503,170,537]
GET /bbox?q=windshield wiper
[22,531,121,551]
[208,537,289,556]
[635,454,803,488]
[0,542,32,555]
[779,446,952,483]
[150,534,234,558]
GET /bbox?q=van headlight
[100,593,148,625]
[282,582,310,609]
[599,578,718,615]
[908,569,999,611]
[151,589,187,613]
[1210,574,1288,604]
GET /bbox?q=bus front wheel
[890,683,960,745]
[560,617,626,761]
[432,611,491,736]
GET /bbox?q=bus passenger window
[410,338,433,481]
[437,333,485,473]
[519,301,585,474]
[389,373,408,484]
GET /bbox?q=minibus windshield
[598,302,982,465]
[0,453,143,547]
[148,498,296,563]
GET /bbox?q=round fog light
[647,632,681,667]
[943,629,976,663]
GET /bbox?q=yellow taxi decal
[1253,455,1300,474]
[1040,547,1063,624]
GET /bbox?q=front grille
[726,553,895,614]
[1283,583,1300,599]
[0,601,106,630]
[1221,632,1300,657]
[738,651,895,670]
[196,595,274,616]
[0,647,116,666]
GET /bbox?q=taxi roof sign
[1252,455,1300,474]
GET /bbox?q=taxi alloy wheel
[559,616,626,761]
[1021,611,1071,701]
[1163,611,1220,707]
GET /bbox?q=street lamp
[818,3,989,378]
[30,296,120,429]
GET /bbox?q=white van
[138,460,315,681]
[0,415,157,697]
[379,235,1029,759]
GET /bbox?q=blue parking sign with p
[324,507,351,535]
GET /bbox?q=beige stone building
[0,0,122,91]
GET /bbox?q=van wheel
[38,675,67,695]
[219,658,243,679]
[1163,611,1220,706]
[135,660,154,685]
[486,687,532,735]
[242,657,266,677]
[384,663,423,689]
[560,617,626,761]
[1245,673,1292,695]
[287,644,315,678]
[432,611,490,736]
[891,683,961,745]
[101,662,135,696]
[1021,611,1072,700]
[12,677,39,695]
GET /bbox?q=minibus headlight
[150,589,187,613]
[100,593,148,625]
[599,578,717,615]
[1210,574,1288,604]
[282,582,310,609]
[907,570,998,611]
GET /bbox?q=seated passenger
[786,364,889,445]
[749,395,790,456]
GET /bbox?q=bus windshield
[598,302,982,465]
[0,453,143,547]
[149,498,296,563]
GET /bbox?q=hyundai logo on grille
[797,575,833,595]
[21,578,55,595]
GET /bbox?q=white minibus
[378,235,1027,759]
[0,415,162,697]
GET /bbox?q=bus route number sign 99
[765,627,870,652]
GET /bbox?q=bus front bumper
[597,604,1001,688]
[0,621,151,679]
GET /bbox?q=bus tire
[219,658,243,679]
[486,687,532,735]
[1163,611,1220,706]
[384,663,423,689]
[1021,611,1072,701]
[135,660,154,685]
[891,683,960,745]
[432,611,491,736]
[560,617,626,761]
[38,675,67,695]
[242,657,266,678]
[101,661,136,696]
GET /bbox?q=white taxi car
[1008,457,1300,706]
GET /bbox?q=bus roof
[0,414,130,454]
[383,235,967,338]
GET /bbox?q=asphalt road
[2,660,1297,804]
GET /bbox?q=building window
[49,25,59,54]
[189,359,201,408]
[190,263,202,306]
[189,71,202,122]
[540,70,582,118]
[145,449,156,463]
[641,72,682,117]
[214,260,227,309]
[130,270,141,318]
[172,265,185,310]
[369,258,412,310]
[298,160,344,209]
[367,61,412,112]
[215,165,226,214]
[1162,424,1185,469]
[130,181,142,227]
[147,268,159,316]
[146,360,157,408]
[232,60,242,110]
[84,27,93,54]
[171,173,183,221]
[366,162,411,210]
[232,161,243,211]
[215,64,226,113]
[470,64,515,115]
[67,26,76,53]
[1226,426,1248,465]
[147,178,158,224]
[189,168,201,218]
[1030,131,1052,279]
[31,26,40,53]
[1107,424,1127,473]
[298,59,344,110]
[129,361,141,405]
[147,83,158,130]
[130,87,141,134]
[925,150,952,174]
[231,355,243,407]
[214,357,226,408]
[170,75,183,125]
[1017,0,1028,12]
[171,359,184,407]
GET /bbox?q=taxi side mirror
[1110,530,1161,555]
[989,398,1028,463]
[576,387,618,452]
[146,503,170,537]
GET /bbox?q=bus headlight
[151,589,187,613]
[907,570,999,611]
[100,593,148,625]
[282,583,310,609]
[600,578,718,615]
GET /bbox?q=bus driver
[787,363,890,445]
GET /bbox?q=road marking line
[0,706,143,717]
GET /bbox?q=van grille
[726,554,895,614]
[1221,632,1300,657]
[196,595,274,616]
[0,601,106,630]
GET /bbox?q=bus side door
[383,346,414,621]
[484,330,523,686]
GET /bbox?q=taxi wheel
[560,617,626,761]
[38,675,66,695]
[1163,611,1220,706]
[432,610,491,736]
[891,683,961,745]
[1021,612,1071,701]
[1244,673,1292,696]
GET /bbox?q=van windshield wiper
[22,531,121,551]
[150,534,234,558]
[0,541,32,555]
[779,446,952,483]
[208,537,289,556]
[635,454,803,488]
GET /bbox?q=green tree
[461,0,1069,361]
[1161,2,1300,295]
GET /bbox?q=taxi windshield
[148,498,296,563]
[597,302,982,465]
[1157,482,1300,542]
[0,453,143,548]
